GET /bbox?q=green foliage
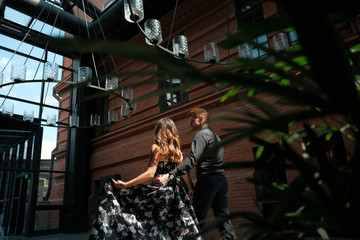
[51,0,360,238]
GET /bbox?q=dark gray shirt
[171,126,225,178]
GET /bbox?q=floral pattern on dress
[89,161,202,240]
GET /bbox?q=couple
[89,108,236,240]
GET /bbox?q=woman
[89,117,202,240]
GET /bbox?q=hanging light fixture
[23,109,34,122]
[144,19,162,45]
[108,110,119,123]
[1,101,14,116]
[124,0,144,23]
[172,35,189,58]
[47,113,57,126]
[238,43,253,59]
[272,32,289,52]
[90,114,101,126]
[105,75,118,90]
[10,63,27,82]
[43,62,59,80]
[78,66,92,83]
[69,114,79,127]
[204,42,219,63]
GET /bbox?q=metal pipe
[6,0,88,37]
[6,0,126,39]
[88,0,126,39]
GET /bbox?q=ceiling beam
[0,19,78,58]
[68,0,102,20]
[6,0,88,37]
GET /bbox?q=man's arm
[172,132,207,175]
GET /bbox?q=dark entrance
[0,113,64,237]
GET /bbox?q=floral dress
[89,161,202,240]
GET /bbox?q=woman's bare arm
[113,144,160,188]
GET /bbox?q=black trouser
[193,173,236,240]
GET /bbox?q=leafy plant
[52,0,360,238]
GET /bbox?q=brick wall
[52,0,356,238]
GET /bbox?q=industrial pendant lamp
[124,0,144,23]
[144,19,162,45]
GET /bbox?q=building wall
[88,1,294,238]
[52,0,357,238]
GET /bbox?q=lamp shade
[108,111,119,123]
[90,114,100,126]
[23,109,34,122]
[272,32,289,52]
[204,42,219,63]
[124,0,144,23]
[238,43,253,59]
[43,62,59,80]
[78,66,92,83]
[172,35,189,58]
[144,19,162,45]
[105,75,118,90]
[69,114,79,127]
[2,101,14,116]
[10,63,26,82]
[47,113,57,126]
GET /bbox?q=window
[165,78,187,108]
[288,30,299,44]
[158,78,188,111]
[158,64,188,111]
[252,143,287,201]
[234,0,263,28]
[121,88,135,116]
[252,34,269,58]
[303,131,347,170]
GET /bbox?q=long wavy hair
[154,117,182,163]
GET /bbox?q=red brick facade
[51,0,356,238]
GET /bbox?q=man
[155,107,236,240]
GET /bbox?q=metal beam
[0,19,78,59]
[5,0,126,39]
[69,0,102,20]
[6,0,88,37]
[0,0,7,20]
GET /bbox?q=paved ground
[0,232,89,240]
[0,233,355,240]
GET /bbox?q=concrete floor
[0,232,89,240]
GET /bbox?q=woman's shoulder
[151,144,161,159]
[151,143,159,152]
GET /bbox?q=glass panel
[250,35,268,59]
[289,31,299,43]
[34,209,60,231]
[252,49,259,58]
[0,34,42,56]
[257,34,267,44]
[30,20,64,38]
[241,0,261,13]
[38,172,63,205]
[4,7,32,26]
[171,79,181,85]
[259,43,268,56]
[38,172,51,202]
